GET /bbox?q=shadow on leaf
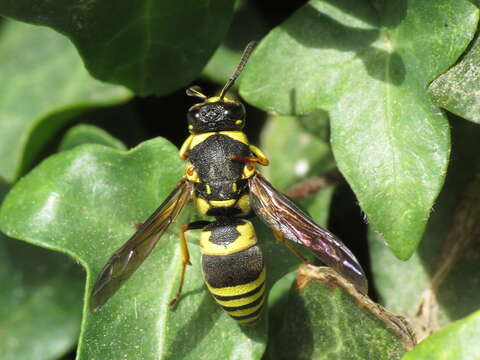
[282,1,406,86]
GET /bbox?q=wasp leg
[231,144,269,167]
[231,155,269,166]
[169,220,210,308]
[249,144,269,166]
[272,230,310,264]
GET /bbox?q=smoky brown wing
[249,172,368,294]
[90,178,193,312]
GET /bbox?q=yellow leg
[169,224,192,308]
[272,230,310,263]
[249,144,270,166]
[169,221,209,308]
[231,155,269,166]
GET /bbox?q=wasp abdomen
[200,219,266,323]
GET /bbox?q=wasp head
[187,97,246,134]
[185,42,257,134]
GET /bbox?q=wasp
[90,42,367,323]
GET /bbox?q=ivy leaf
[260,115,334,190]
[403,310,480,360]
[369,119,480,339]
[267,265,416,360]
[429,31,480,123]
[0,138,268,360]
[203,0,267,85]
[0,232,84,360]
[0,1,235,95]
[239,0,479,259]
[0,122,134,360]
[0,19,131,184]
[58,124,127,152]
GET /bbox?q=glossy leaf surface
[429,32,480,124]
[403,310,480,360]
[0,19,130,184]
[261,115,334,190]
[58,124,127,152]
[0,231,84,360]
[0,0,235,95]
[369,119,480,339]
[267,266,415,360]
[0,138,269,360]
[240,0,479,259]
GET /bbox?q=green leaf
[0,19,131,184]
[0,1,235,95]
[267,265,416,360]
[0,233,84,360]
[369,118,480,338]
[403,310,480,360]
[0,138,268,360]
[429,31,480,123]
[58,124,127,152]
[240,0,479,259]
[258,112,337,267]
[260,115,334,190]
[0,125,129,360]
[203,0,268,85]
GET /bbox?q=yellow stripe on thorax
[189,131,249,150]
[200,221,257,256]
[189,132,215,149]
[219,131,249,146]
[207,268,266,297]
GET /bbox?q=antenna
[186,85,207,99]
[219,41,257,99]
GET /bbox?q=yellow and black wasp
[90,42,368,323]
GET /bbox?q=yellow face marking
[200,221,257,256]
[232,183,237,192]
[206,184,212,195]
[225,296,265,317]
[235,194,251,215]
[215,283,265,307]
[207,268,266,297]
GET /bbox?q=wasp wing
[249,172,368,294]
[90,178,194,312]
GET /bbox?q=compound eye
[225,103,245,121]
[187,108,200,126]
